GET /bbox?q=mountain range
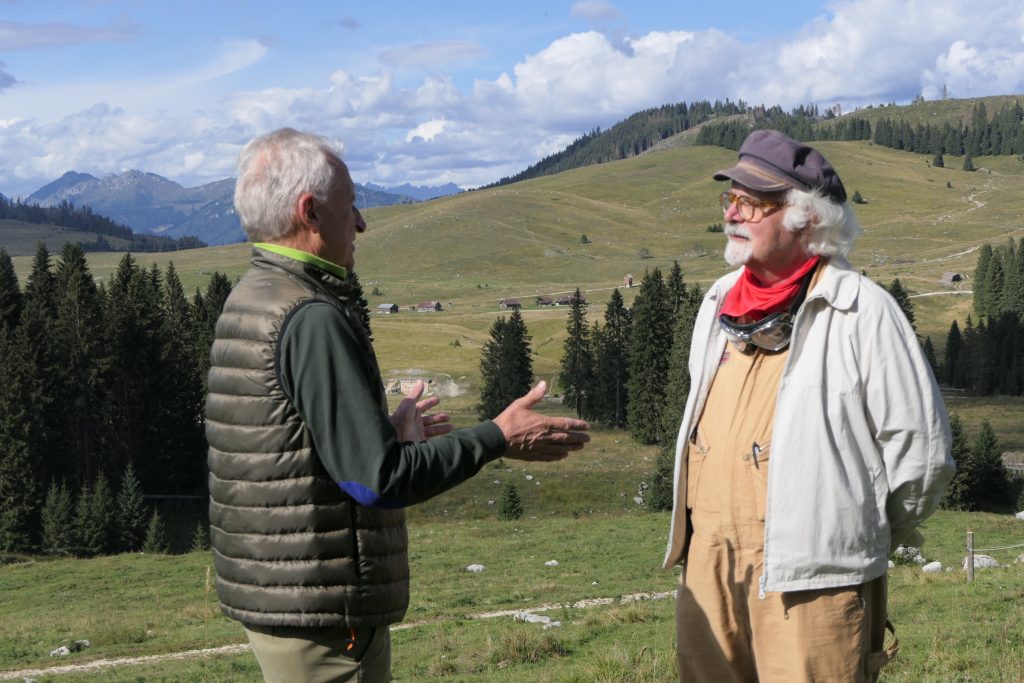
[25,171,461,246]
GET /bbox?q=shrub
[498,482,523,521]
[142,510,169,554]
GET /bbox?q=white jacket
[663,258,955,595]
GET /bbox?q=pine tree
[116,462,148,552]
[627,269,673,444]
[592,289,631,427]
[498,482,523,521]
[84,471,116,555]
[477,311,533,420]
[970,420,1013,510]
[646,448,675,512]
[666,260,686,326]
[886,278,916,333]
[41,480,76,555]
[559,288,594,418]
[142,509,170,554]
[0,326,38,552]
[973,244,993,318]
[944,320,963,386]
[347,271,373,342]
[152,263,206,493]
[962,153,975,172]
[922,336,939,378]
[190,521,209,552]
[932,152,944,168]
[661,285,703,444]
[0,248,22,330]
[193,271,233,388]
[52,243,104,484]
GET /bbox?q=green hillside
[10,139,1021,391]
[0,219,132,256]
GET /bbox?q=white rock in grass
[633,496,644,505]
[513,612,561,628]
[888,561,895,569]
[525,475,534,481]
[545,560,559,566]
[1016,553,1024,564]
[1015,511,1024,521]
[922,561,942,573]
[49,646,71,657]
[466,564,486,573]
[962,554,999,570]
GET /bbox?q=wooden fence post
[966,531,974,583]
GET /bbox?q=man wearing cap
[663,129,953,682]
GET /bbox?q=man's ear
[295,193,319,231]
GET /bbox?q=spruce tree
[72,481,94,557]
[142,509,170,554]
[944,320,963,386]
[593,289,631,427]
[477,311,533,420]
[53,243,104,484]
[666,260,686,326]
[962,153,975,171]
[0,248,22,330]
[152,263,206,493]
[661,285,703,445]
[646,448,675,512]
[970,420,1013,510]
[498,482,523,521]
[559,288,594,418]
[191,521,210,552]
[83,471,116,555]
[41,480,76,555]
[886,278,916,333]
[922,336,939,378]
[627,269,673,444]
[0,327,38,552]
[932,152,944,168]
[973,244,993,318]
[116,463,148,552]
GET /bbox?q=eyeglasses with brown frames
[719,191,784,223]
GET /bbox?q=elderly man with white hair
[664,129,954,682]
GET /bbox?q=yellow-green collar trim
[254,243,348,280]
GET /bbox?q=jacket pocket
[745,443,771,522]
[686,427,713,512]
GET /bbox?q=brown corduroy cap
[713,129,847,204]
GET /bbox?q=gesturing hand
[492,381,590,461]
[389,380,454,443]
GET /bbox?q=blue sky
[1,0,1023,196]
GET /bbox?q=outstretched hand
[389,380,454,443]
[492,381,590,461]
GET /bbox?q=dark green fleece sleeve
[278,301,507,508]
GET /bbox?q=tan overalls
[674,335,895,682]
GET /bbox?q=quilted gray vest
[206,248,409,628]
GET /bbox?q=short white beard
[724,224,753,267]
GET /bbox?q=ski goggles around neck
[718,310,795,352]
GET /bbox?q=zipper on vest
[350,506,362,579]
[758,574,766,600]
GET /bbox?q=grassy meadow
[4,138,1024,680]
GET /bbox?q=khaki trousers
[676,419,895,682]
[244,623,391,683]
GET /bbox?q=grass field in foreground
[2,422,1023,681]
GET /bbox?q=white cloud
[178,39,269,85]
[406,120,447,142]
[379,41,485,68]
[571,0,622,23]
[0,19,137,51]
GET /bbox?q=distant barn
[536,296,553,306]
[499,298,522,311]
[376,303,399,314]
[556,294,586,306]
[416,300,442,313]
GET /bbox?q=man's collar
[253,242,348,281]
[711,257,859,311]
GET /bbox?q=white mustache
[725,224,750,240]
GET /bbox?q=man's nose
[724,200,744,223]
[354,207,367,233]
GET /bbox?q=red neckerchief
[720,256,820,320]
